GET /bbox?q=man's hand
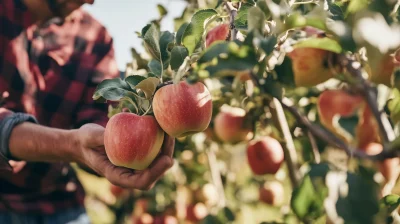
[73,123,175,190]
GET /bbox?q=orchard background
[75,0,400,223]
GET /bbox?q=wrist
[66,129,84,164]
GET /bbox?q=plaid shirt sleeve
[73,27,119,128]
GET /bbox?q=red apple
[154,215,178,224]
[362,143,399,182]
[186,203,208,223]
[287,47,335,87]
[132,213,154,224]
[214,104,253,144]
[152,81,213,138]
[110,184,127,198]
[206,23,230,48]
[259,181,284,206]
[104,112,165,170]
[246,136,284,175]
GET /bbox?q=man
[0,0,175,223]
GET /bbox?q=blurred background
[83,0,186,71]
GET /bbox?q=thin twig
[225,1,238,41]
[270,98,301,188]
[307,130,321,164]
[337,54,396,144]
[156,80,173,90]
[206,142,227,208]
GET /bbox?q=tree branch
[270,98,301,188]
[337,54,396,144]
[225,1,238,41]
[307,130,321,164]
[280,100,400,161]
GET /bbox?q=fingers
[161,134,175,158]
[104,155,173,190]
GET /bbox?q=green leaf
[159,31,175,68]
[130,48,148,70]
[247,6,265,33]
[157,4,168,17]
[338,115,359,137]
[294,37,342,54]
[328,2,345,21]
[198,42,230,64]
[215,0,224,9]
[380,194,400,213]
[92,78,132,102]
[234,3,254,30]
[125,75,146,89]
[263,75,283,100]
[275,57,295,88]
[388,88,400,124]
[291,174,327,220]
[148,60,163,77]
[198,42,258,78]
[170,46,189,70]
[135,77,161,99]
[256,0,272,19]
[176,23,189,45]
[346,0,369,15]
[142,23,161,61]
[259,36,277,55]
[182,9,219,55]
[223,207,235,221]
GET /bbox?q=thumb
[80,123,105,148]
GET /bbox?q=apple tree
[85,0,400,223]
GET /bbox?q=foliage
[82,0,400,223]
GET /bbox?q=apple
[246,136,284,175]
[152,81,213,138]
[104,112,165,170]
[132,213,154,224]
[287,47,335,87]
[317,90,364,142]
[214,104,253,144]
[365,53,397,87]
[110,184,127,198]
[355,104,380,149]
[154,215,178,224]
[259,181,285,206]
[186,203,208,223]
[205,23,230,48]
[361,143,399,182]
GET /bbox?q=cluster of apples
[104,81,213,170]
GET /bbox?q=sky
[83,0,187,70]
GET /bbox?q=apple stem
[173,57,191,84]
[270,98,301,188]
[337,54,396,146]
[141,103,153,116]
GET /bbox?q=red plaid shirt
[0,0,119,214]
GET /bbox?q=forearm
[9,122,79,163]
